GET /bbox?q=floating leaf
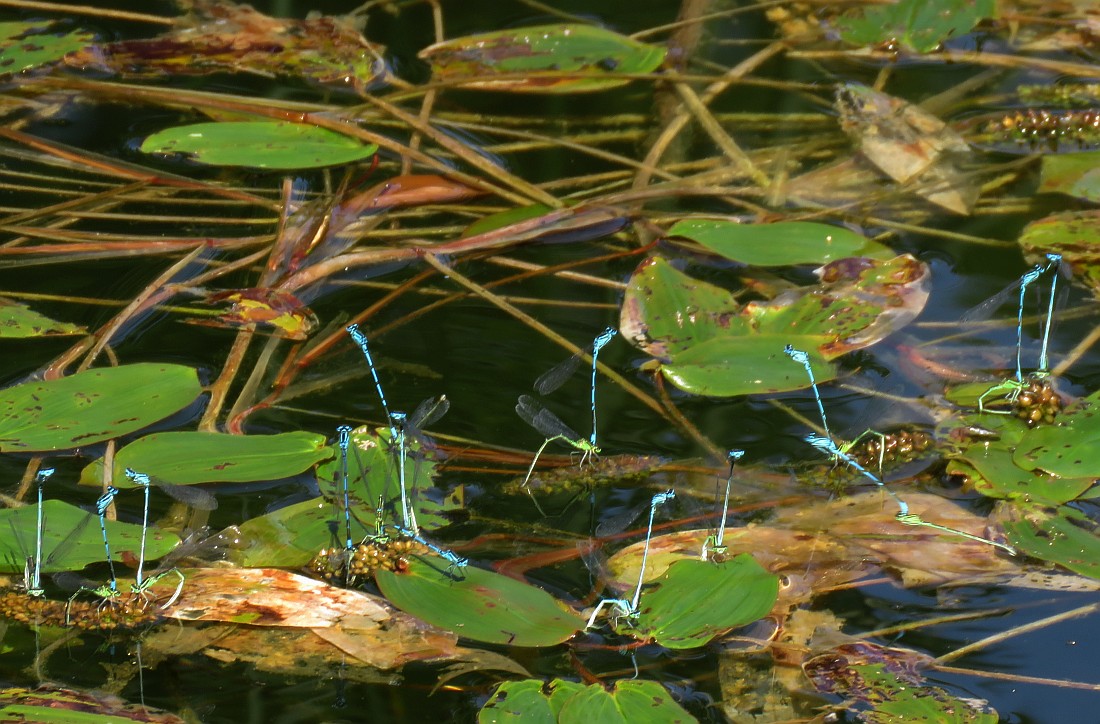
[557,680,696,724]
[0,20,94,75]
[833,0,996,54]
[1039,151,1100,202]
[1018,210,1100,297]
[376,557,585,647]
[620,255,929,396]
[419,24,666,93]
[952,452,1093,507]
[668,219,894,266]
[185,288,319,339]
[480,679,695,724]
[141,122,378,170]
[633,556,778,648]
[1001,504,1100,579]
[479,680,556,723]
[79,430,330,487]
[0,298,85,338]
[65,2,385,91]
[0,499,178,575]
[0,363,202,453]
[1013,390,1100,477]
[804,641,998,722]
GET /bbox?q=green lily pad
[631,556,778,648]
[668,219,894,266]
[1002,504,1100,580]
[141,121,378,170]
[479,680,555,723]
[0,363,202,453]
[419,23,666,93]
[0,20,94,75]
[375,557,585,647]
[952,453,1093,507]
[1039,151,1100,202]
[79,431,331,487]
[0,298,85,338]
[557,680,696,724]
[621,255,929,396]
[480,679,694,724]
[0,499,178,575]
[833,0,996,54]
[1013,392,1100,477]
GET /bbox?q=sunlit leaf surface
[668,219,894,266]
[419,24,666,93]
[0,684,185,724]
[634,556,778,649]
[0,364,202,453]
[1039,151,1100,202]
[141,121,378,170]
[79,430,331,486]
[1002,504,1100,580]
[376,557,586,647]
[0,298,85,337]
[833,0,996,53]
[1019,210,1100,297]
[0,20,94,74]
[620,255,929,396]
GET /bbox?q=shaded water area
[1,0,1100,722]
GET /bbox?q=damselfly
[533,326,617,448]
[123,468,214,608]
[701,451,744,561]
[515,394,600,511]
[585,489,675,630]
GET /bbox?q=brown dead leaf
[835,83,979,214]
[64,0,385,91]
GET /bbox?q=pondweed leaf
[376,557,586,647]
[420,23,666,93]
[141,121,378,170]
[0,297,85,338]
[668,219,893,266]
[80,430,331,487]
[620,255,929,396]
[0,363,201,453]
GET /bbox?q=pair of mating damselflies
[784,345,1016,554]
[64,468,215,621]
[963,253,1063,412]
[515,326,618,507]
[344,325,461,570]
[585,489,675,630]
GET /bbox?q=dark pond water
[1,1,1099,722]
